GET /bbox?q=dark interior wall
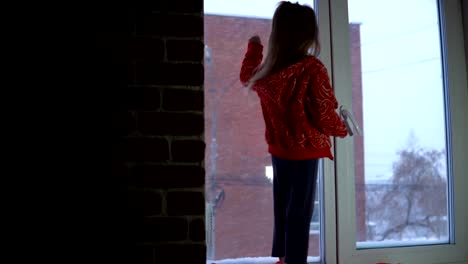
[126,1,206,263]
[8,1,205,264]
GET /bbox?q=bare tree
[367,136,448,241]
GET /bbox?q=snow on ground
[207,256,320,264]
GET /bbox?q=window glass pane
[204,1,320,262]
[347,0,450,248]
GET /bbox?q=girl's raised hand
[249,35,261,44]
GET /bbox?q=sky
[204,0,448,182]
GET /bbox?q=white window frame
[315,1,340,263]
[329,0,468,263]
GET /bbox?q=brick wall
[126,1,206,263]
[349,23,367,242]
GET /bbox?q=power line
[360,24,438,47]
[363,57,439,75]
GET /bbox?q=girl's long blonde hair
[249,1,320,86]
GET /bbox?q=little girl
[239,2,348,264]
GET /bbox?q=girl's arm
[308,66,348,138]
[239,39,263,86]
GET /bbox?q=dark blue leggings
[271,156,319,264]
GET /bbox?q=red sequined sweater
[240,42,348,160]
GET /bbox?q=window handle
[340,106,362,137]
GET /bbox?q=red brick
[167,191,204,215]
[171,140,205,162]
[129,165,204,188]
[126,87,161,111]
[123,137,169,162]
[163,89,203,111]
[136,14,202,37]
[204,14,272,185]
[138,112,203,136]
[135,62,203,86]
[167,40,204,61]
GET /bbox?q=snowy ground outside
[357,237,449,249]
[206,238,449,263]
[207,256,320,264]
